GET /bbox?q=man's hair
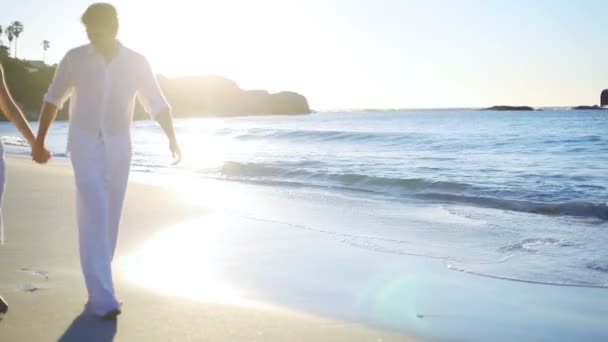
[81,3,119,36]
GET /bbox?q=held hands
[31,138,178,165]
[32,141,52,164]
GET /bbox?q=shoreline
[0,155,416,341]
[1,154,607,341]
[125,162,608,341]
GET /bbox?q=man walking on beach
[32,3,181,319]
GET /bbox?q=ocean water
[1,109,607,287]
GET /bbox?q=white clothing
[44,42,170,151]
[70,135,131,315]
[45,42,170,315]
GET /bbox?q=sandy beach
[0,156,414,342]
[1,152,607,341]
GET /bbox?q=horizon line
[312,105,603,112]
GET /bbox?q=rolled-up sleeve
[137,56,171,119]
[44,52,73,109]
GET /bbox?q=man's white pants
[69,135,131,315]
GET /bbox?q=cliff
[0,52,310,121]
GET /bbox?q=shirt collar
[87,41,124,59]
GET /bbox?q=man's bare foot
[0,296,8,314]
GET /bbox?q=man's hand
[169,138,182,165]
[32,142,52,164]
[154,110,181,165]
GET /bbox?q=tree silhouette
[10,21,24,58]
[42,40,50,62]
[5,25,14,56]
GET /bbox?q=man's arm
[0,64,36,146]
[33,52,73,164]
[32,102,58,164]
[138,56,181,164]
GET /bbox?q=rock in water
[571,105,606,110]
[483,105,535,111]
[601,90,608,107]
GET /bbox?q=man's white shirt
[44,42,170,150]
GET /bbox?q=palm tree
[0,26,3,47]
[42,40,50,62]
[10,21,23,58]
[6,26,14,56]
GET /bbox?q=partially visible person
[0,64,50,314]
[33,3,180,319]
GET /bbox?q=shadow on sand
[58,312,117,342]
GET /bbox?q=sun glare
[118,215,261,308]
[120,1,309,78]
[116,0,353,108]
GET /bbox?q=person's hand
[169,138,182,165]
[32,142,52,164]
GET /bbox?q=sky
[0,0,607,110]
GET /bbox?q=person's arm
[138,56,181,164]
[155,110,181,164]
[33,52,73,164]
[0,64,36,146]
[32,103,58,164]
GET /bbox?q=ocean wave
[498,238,576,253]
[4,148,68,159]
[215,161,608,220]
[542,135,602,144]
[219,161,471,194]
[586,262,608,274]
[419,193,608,220]
[446,263,607,288]
[1,136,29,147]
[221,128,423,145]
